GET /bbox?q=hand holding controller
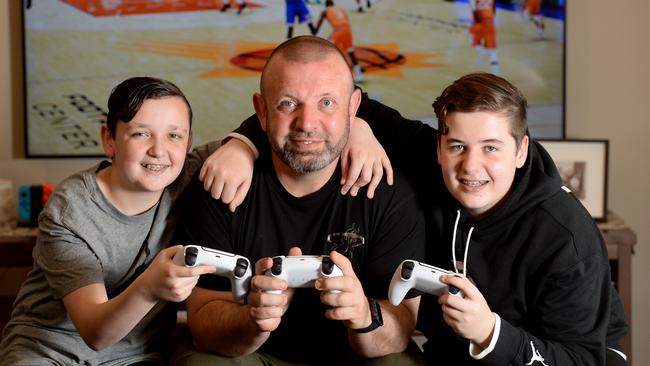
[388,260,463,305]
[264,255,343,294]
[173,245,252,301]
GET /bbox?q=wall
[2,0,649,363]
[565,1,650,363]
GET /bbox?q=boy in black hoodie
[411,73,628,365]
[214,72,628,365]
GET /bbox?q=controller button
[448,285,460,295]
[185,247,199,266]
[401,261,414,279]
[321,257,334,275]
[235,258,248,278]
[271,257,283,276]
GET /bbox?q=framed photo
[538,139,609,221]
[21,0,566,157]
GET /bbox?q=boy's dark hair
[433,72,528,147]
[106,76,192,137]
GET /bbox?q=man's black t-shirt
[175,155,425,362]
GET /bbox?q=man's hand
[315,251,371,330]
[199,138,254,212]
[340,118,393,199]
[245,247,302,332]
[438,275,496,350]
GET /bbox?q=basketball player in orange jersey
[469,0,499,74]
[315,0,363,82]
[522,0,545,38]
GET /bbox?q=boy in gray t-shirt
[0,77,219,365]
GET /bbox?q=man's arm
[348,297,420,357]
[185,288,270,356]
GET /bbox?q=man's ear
[253,93,268,132]
[516,135,529,168]
[100,124,115,159]
[348,88,362,123]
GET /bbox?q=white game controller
[388,260,463,305]
[264,255,343,294]
[173,245,252,301]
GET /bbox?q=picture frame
[20,0,566,157]
[537,139,609,221]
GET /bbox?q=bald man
[171,36,426,365]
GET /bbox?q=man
[172,36,425,365]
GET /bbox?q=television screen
[22,0,565,157]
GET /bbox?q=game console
[388,260,463,305]
[18,183,55,226]
[173,245,252,301]
[264,255,343,294]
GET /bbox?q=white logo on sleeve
[526,341,549,366]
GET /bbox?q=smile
[141,163,168,171]
[461,179,488,187]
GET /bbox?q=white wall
[2,1,649,364]
[565,1,650,363]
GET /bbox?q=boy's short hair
[106,76,192,137]
[432,73,528,147]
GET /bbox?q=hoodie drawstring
[452,209,474,277]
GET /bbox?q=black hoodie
[356,92,628,365]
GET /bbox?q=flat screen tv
[22,0,565,157]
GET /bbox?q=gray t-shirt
[0,142,218,365]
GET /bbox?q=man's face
[437,111,528,219]
[102,97,191,194]
[255,53,360,175]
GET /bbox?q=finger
[323,305,358,322]
[209,179,224,200]
[358,163,372,188]
[199,163,208,182]
[328,251,355,277]
[341,158,363,195]
[287,247,302,256]
[249,304,286,321]
[220,181,237,205]
[229,179,252,213]
[340,146,351,186]
[257,292,289,307]
[164,245,184,260]
[442,275,472,295]
[202,172,214,191]
[319,286,352,306]
[383,156,394,186]
[254,257,274,276]
[186,264,218,276]
[365,161,383,199]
